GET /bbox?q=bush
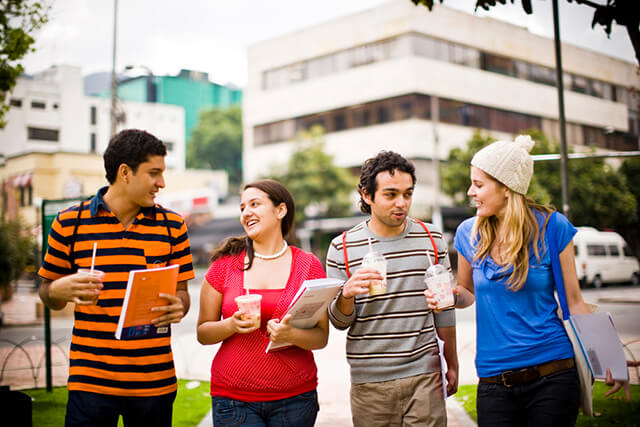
[0,218,36,294]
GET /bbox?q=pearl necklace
[254,241,288,260]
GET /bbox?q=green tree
[1,0,49,127]
[411,0,640,65]
[186,106,242,189]
[618,157,640,257]
[441,130,637,229]
[268,125,356,223]
[0,218,36,294]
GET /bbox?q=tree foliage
[411,0,640,64]
[1,0,49,127]
[186,106,242,189]
[0,218,36,290]
[618,157,640,257]
[267,125,356,223]
[441,130,637,229]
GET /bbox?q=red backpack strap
[414,219,438,265]
[342,231,351,278]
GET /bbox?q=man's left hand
[446,367,458,396]
[151,293,185,326]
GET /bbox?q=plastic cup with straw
[77,242,104,304]
[361,237,388,295]
[424,244,456,309]
[235,271,262,328]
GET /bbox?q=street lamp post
[110,0,119,137]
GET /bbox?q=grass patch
[23,379,211,427]
[455,381,640,425]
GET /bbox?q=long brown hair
[210,179,296,269]
[472,187,553,291]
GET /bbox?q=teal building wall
[115,70,242,146]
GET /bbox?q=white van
[573,227,640,288]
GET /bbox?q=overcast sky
[22,0,636,87]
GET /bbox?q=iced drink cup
[77,268,105,304]
[235,294,262,328]
[362,251,387,296]
[424,264,455,309]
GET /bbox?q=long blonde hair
[472,187,553,291]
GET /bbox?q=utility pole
[110,0,119,137]
[430,95,443,231]
[552,0,571,218]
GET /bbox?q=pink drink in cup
[77,268,105,304]
[424,264,455,309]
[235,294,262,328]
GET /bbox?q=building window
[53,103,59,109]
[165,142,175,152]
[20,185,33,207]
[90,106,97,125]
[31,101,46,109]
[27,127,59,141]
[10,99,22,107]
[90,133,97,152]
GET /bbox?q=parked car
[573,227,640,288]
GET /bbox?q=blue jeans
[477,367,579,427]
[212,390,319,427]
[65,390,176,427]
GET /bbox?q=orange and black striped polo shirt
[38,187,195,397]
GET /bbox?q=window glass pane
[608,245,620,256]
[587,245,606,256]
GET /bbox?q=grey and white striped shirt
[327,219,455,385]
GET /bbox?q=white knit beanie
[470,135,535,195]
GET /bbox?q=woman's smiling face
[468,166,509,218]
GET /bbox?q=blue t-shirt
[454,210,576,377]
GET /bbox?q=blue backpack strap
[548,211,571,320]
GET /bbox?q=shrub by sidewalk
[24,379,211,426]
[455,381,640,426]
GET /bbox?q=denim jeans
[477,367,579,427]
[212,389,319,427]
[65,390,176,427]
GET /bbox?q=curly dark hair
[103,129,167,184]
[358,151,416,214]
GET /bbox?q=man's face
[126,155,166,207]
[363,170,414,235]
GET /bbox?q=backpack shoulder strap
[68,201,86,270]
[158,205,174,266]
[413,219,438,265]
[342,231,351,278]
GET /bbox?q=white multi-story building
[244,1,639,220]
[1,65,186,170]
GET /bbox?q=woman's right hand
[230,310,260,334]
[424,287,459,313]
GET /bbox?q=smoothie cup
[77,268,105,304]
[424,264,455,309]
[362,251,387,296]
[235,294,262,328]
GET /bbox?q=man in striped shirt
[327,151,458,427]
[38,129,195,426]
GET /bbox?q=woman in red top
[197,179,329,426]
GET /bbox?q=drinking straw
[90,242,98,273]
[368,237,373,252]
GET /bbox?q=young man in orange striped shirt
[38,129,195,426]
